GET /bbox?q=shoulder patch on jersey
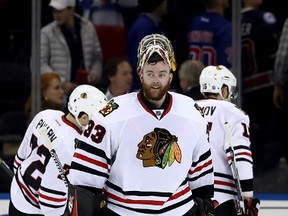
[194,103,204,117]
[99,99,119,117]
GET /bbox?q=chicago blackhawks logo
[136,128,182,168]
[99,99,119,117]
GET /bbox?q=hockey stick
[224,122,245,215]
[0,156,14,179]
[38,127,69,187]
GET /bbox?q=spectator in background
[126,0,168,91]
[160,0,205,92]
[178,59,204,100]
[79,0,137,65]
[24,72,65,123]
[273,17,288,165]
[241,0,280,173]
[241,0,278,92]
[100,56,133,100]
[186,0,232,68]
[40,72,65,111]
[41,0,103,96]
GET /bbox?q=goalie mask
[68,85,107,128]
[137,34,177,74]
[199,65,237,101]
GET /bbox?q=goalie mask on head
[199,65,237,101]
[137,34,177,74]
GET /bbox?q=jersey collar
[137,90,172,120]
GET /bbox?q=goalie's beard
[142,82,170,101]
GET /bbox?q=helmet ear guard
[137,34,177,74]
[199,65,237,101]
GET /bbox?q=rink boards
[1,193,288,215]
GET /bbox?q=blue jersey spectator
[241,0,278,91]
[186,0,232,68]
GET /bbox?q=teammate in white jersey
[196,65,260,216]
[69,34,215,216]
[9,84,107,216]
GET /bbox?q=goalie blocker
[64,183,107,216]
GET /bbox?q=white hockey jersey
[70,91,214,216]
[10,109,82,216]
[196,99,254,205]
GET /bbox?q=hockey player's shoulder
[98,93,135,118]
[35,109,63,121]
[172,92,201,111]
[171,91,195,105]
[226,102,248,116]
[237,107,248,115]
[99,98,120,117]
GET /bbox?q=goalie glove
[244,198,260,216]
[193,197,215,216]
[64,183,107,216]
